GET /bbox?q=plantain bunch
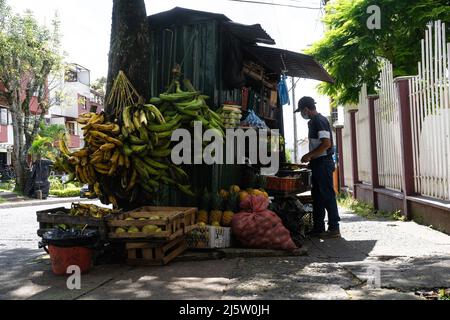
[58,112,127,208]
[69,203,118,219]
[120,102,194,197]
[154,80,224,138]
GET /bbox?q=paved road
[0,202,449,300]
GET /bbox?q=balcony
[0,125,8,143]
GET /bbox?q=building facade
[48,63,104,150]
[0,63,104,166]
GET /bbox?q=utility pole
[292,77,298,163]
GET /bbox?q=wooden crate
[126,236,187,266]
[107,207,197,241]
[143,207,197,232]
[36,207,109,240]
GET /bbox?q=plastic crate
[266,176,301,192]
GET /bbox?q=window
[66,122,76,135]
[78,96,88,110]
[0,108,8,126]
[65,69,77,82]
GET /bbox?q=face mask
[301,111,310,120]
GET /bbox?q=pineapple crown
[210,192,223,210]
[200,189,211,211]
[227,192,240,212]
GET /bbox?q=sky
[8,0,330,156]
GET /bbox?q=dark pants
[311,157,340,231]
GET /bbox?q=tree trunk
[105,0,151,119]
[10,106,30,194]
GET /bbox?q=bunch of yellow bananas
[58,112,130,208]
[69,203,117,218]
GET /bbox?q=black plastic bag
[41,229,98,248]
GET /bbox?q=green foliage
[285,149,293,164]
[28,135,54,159]
[48,176,82,190]
[48,176,81,197]
[307,0,450,105]
[337,192,406,221]
[91,77,107,96]
[39,123,66,140]
[49,188,80,198]
[438,289,450,300]
[29,123,65,161]
[0,179,15,191]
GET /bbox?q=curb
[176,247,308,262]
[0,197,98,210]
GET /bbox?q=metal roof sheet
[149,7,274,45]
[245,45,335,83]
[223,21,275,45]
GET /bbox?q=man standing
[295,97,341,238]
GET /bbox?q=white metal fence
[356,84,372,184]
[374,59,404,191]
[408,21,450,201]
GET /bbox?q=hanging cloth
[278,75,290,106]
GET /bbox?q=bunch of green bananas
[120,102,194,197]
[153,80,225,138]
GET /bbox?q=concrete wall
[49,81,91,119]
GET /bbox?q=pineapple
[219,189,229,200]
[209,192,223,225]
[197,190,210,224]
[229,185,240,193]
[222,192,239,227]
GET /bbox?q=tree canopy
[0,0,62,192]
[306,0,450,105]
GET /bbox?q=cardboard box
[186,225,231,249]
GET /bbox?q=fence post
[368,95,380,209]
[334,124,345,192]
[395,77,415,219]
[349,109,359,198]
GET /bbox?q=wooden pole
[334,124,345,191]
[396,77,415,218]
[349,109,359,198]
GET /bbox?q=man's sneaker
[306,230,327,238]
[322,229,342,238]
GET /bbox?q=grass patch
[337,192,406,221]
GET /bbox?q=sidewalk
[0,208,449,300]
[0,196,100,209]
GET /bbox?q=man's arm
[301,138,332,163]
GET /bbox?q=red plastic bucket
[48,245,93,276]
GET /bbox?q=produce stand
[36,7,335,273]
